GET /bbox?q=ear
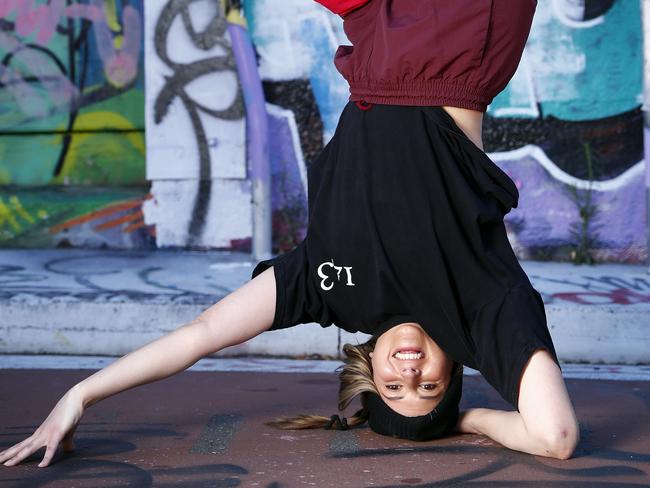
[369,352,374,358]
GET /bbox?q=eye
[420,384,437,390]
[386,384,401,391]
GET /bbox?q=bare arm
[76,266,276,408]
[1,266,277,467]
[456,350,580,460]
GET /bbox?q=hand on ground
[0,386,85,468]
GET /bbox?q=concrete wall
[0,0,647,263]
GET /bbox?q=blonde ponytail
[266,338,378,431]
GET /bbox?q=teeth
[394,352,423,360]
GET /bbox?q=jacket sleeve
[313,0,370,17]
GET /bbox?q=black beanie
[366,362,463,441]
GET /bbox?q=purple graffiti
[91,4,141,88]
[0,0,141,87]
[0,31,79,118]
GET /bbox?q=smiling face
[370,322,453,417]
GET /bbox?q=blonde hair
[267,338,378,430]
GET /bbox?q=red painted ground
[1,369,649,487]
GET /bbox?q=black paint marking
[2,421,282,487]
[323,429,649,488]
[0,3,141,181]
[138,266,231,296]
[190,414,243,454]
[483,107,641,181]
[4,459,249,488]
[188,179,212,248]
[583,0,616,21]
[328,430,360,456]
[0,254,230,303]
[153,0,245,245]
[262,79,324,167]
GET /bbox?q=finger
[0,438,33,463]
[38,443,58,468]
[3,443,41,467]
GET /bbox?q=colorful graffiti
[0,0,145,183]
[0,0,147,248]
[486,0,645,262]
[243,0,647,263]
[0,188,154,248]
[1,0,647,262]
[243,0,348,142]
[144,0,307,252]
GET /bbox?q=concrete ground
[1,249,649,363]
[1,358,649,488]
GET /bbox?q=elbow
[182,318,220,357]
[539,421,580,460]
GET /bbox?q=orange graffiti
[50,197,152,236]
[93,209,143,231]
[124,219,146,234]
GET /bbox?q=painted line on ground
[2,355,650,381]
[189,414,243,454]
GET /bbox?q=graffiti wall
[143,0,308,251]
[1,0,647,263]
[485,0,646,263]
[242,0,647,263]
[0,0,151,248]
[143,0,250,249]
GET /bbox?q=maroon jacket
[316,0,537,112]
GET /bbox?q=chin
[394,323,427,339]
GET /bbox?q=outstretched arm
[0,266,278,467]
[77,266,277,408]
[456,349,580,460]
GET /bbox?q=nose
[400,366,421,377]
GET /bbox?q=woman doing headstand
[1,0,579,468]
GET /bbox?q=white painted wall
[144,0,249,247]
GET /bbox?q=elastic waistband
[348,79,491,112]
[347,100,469,145]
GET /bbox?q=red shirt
[314,0,370,16]
[315,0,537,112]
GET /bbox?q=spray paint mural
[243,0,647,263]
[0,0,151,248]
[1,0,647,262]
[484,0,645,263]
[144,0,249,249]
[144,0,307,251]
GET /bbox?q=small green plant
[566,141,602,265]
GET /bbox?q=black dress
[252,101,559,410]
